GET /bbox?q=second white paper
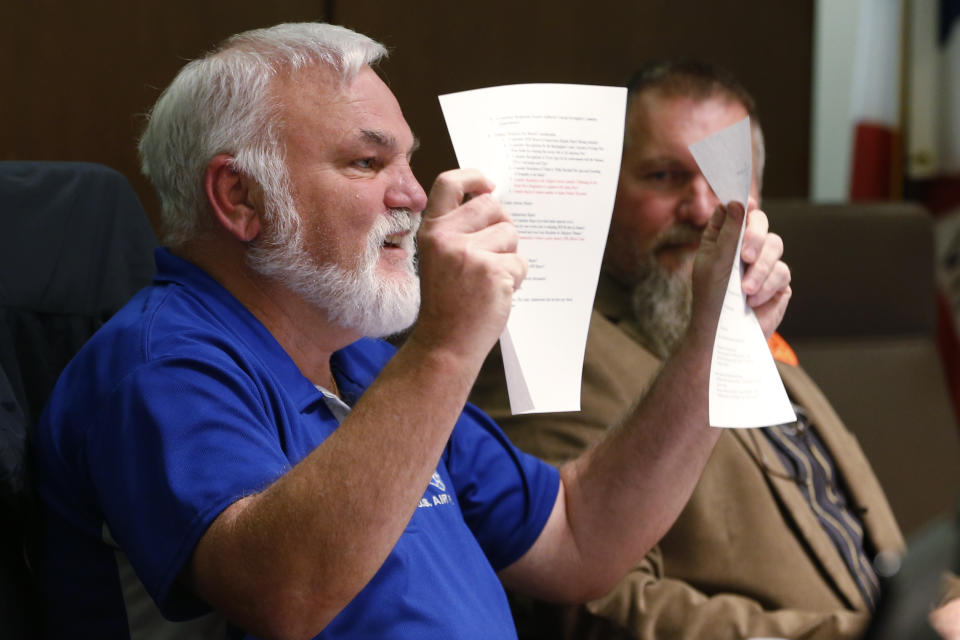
[439,84,626,414]
[688,117,796,428]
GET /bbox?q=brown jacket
[470,274,905,640]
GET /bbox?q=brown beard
[627,223,700,359]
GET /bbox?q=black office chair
[863,498,960,640]
[0,161,156,638]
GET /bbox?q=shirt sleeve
[580,550,869,640]
[86,346,294,618]
[443,401,560,571]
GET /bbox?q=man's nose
[678,174,719,225]
[385,164,428,213]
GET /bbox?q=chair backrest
[766,199,960,536]
[0,161,156,638]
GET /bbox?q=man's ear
[204,154,262,242]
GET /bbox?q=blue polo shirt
[34,249,560,639]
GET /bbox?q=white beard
[629,257,692,360]
[247,199,422,339]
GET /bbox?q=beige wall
[0,0,812,231]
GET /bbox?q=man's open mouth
[383,232,406,249]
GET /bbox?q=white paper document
[439,84,627,414]
[688,117,796,428]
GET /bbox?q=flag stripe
[851,122,896,199]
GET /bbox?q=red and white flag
[849,0,903,200]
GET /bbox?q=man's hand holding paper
[499,181,794,593]
[433,84,793,609]
[689,116,796,427]
[689,203,791,356]
[738,206,791,337]
[438,87,792,427]
[414,168,527,367]
[439,83,627,414]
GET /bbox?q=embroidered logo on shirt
[417,470,454,509]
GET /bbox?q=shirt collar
[153,249,399,412]
[153,248,325,411]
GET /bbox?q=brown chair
[766,199,960,536]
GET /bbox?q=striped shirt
[763,404,882,609]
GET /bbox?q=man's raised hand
[412,168,527,362]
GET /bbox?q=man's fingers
[713,201,746,265]
[691,200,792,341]
[700,203,727,245]
[742,232,784,295]
[469,220,520,254]
[497,252,528,292]
[423,169,496,221]
[746,260,791,308]
[753,285,793,340]
[413,167,527,360]
[929,597,960,640]
[740,208,770,263]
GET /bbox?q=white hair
[138,23,388,247]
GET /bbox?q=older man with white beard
[33,29,791,640]
[472,60,909,640]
